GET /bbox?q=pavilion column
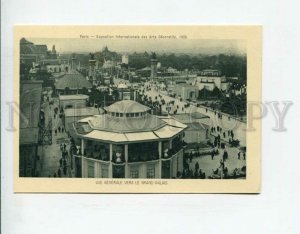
[168,139,173,179]
[81,138,85,155]
[81,156,84,178]
[158,141,162,178]
[94,162,100,178]
[109,144,113,178]
[169,138,173,149]
[81,138,85,177]
[125,144,129,178]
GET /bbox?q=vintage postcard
[14,26,261,193]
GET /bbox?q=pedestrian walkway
[141,85,246,146]
[39,97,73,178]
[188,139,246,178]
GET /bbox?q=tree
[81,87,88,95]
[112,89,119,100]
[64,87,70,95]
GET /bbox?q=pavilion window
[147,167,155,178]
[116,113,120,117]
[87,161,95,178]
[128,142,159,162]
[134,113,139,117]
[130,168,139,178]
[101,165,109,178]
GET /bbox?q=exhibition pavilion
[73,100,187,179]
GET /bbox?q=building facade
[194,69,229,91]
[55,73,92,95]
[19,80,43,177]
[59,94,89,109]
[173,83,199,100]
[73,100,187,179]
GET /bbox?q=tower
[150,52,158,80]
[71,53,77,72]
[89,53,97,85]
[122,54,129,64]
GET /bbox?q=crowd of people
[49,143,70,178]
[42,95,72,178]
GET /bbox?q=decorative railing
[74,154,110,164]
[128,153,159,163]
[82,149,110,162]
[162,141,185,159]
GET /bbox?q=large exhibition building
[73,100,187,179]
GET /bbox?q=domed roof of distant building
[104,100,150,114]
[117,83,128,89]
[56,73,92,90]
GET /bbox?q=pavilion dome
[104,100,150,114]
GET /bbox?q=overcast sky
[28,38,246,55]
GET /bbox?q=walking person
[63,159,67,167]
[219,159,225,171]
[63,166,67,176]
[195,162,199,172]
[211,150,215,160]
[223,167,228,178]
[194,169,199,179]
[238,151,241,160]
[58,168,62,177]
[58,126,61,133]
[223,150,228,162]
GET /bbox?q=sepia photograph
[3,1,299,233]
[14,26,261,193]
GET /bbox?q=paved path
[188,138,246,178]
[141,85,246,146]
[39,97,73,178]
[141,84,246,178]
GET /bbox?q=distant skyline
[28,38,246,55]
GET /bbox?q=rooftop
[78,113,166,133]
[104,100,150,114]
[56,73,92,90]
[73,100,188,142]
[74,115,187,143]
[172,113,209,123]
[59,94,89,101]
[64,107,104,117]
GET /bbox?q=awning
[125,131,159,142]
[160,117,187,129]
[84,130,128,143]
[154,125,184,139]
